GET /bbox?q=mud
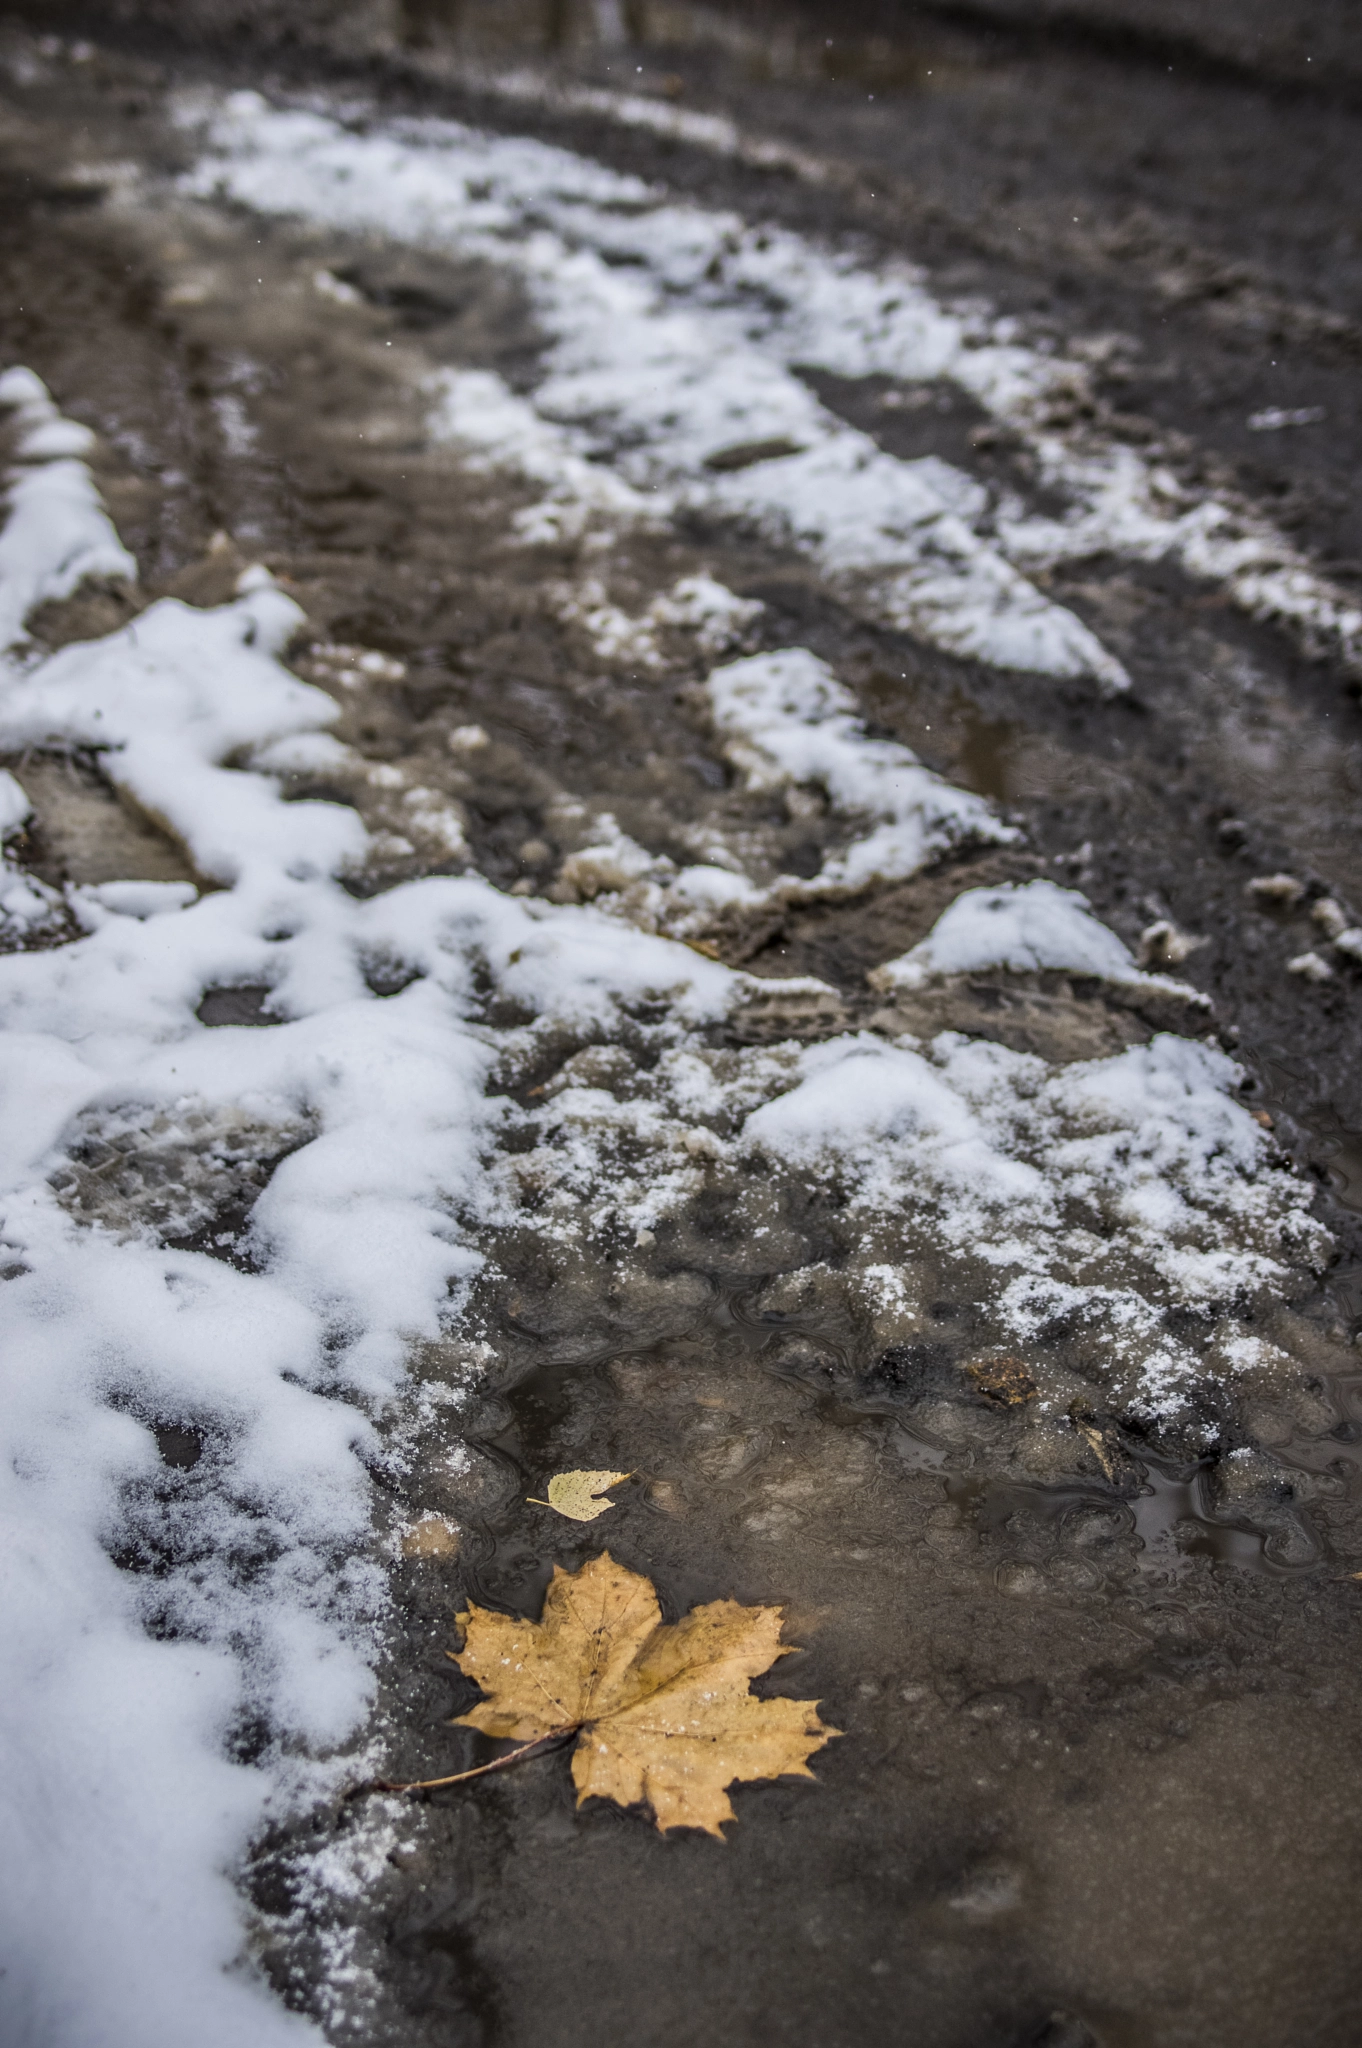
[5,9,1362,2046]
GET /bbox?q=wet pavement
[4,7,1362,2046]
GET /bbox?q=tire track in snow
[182,89,1362,693]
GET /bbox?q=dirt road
[3,8,1362,2046]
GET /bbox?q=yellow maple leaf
[527,1469,631,1522]
[446,1552,840,1836]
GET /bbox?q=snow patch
[454,75,1362,684]
[550,570,763,669]
[503,1026,1322,1424]
[426,365,656,545]
[183,91,1362,685]
[708,648,1013,894]
[870,879,1207,1002]
[0,335,1333,2044]
[0,368,136,649]
[0,765,32,837]
[182,98,1127,689]
[0,392,743,2045]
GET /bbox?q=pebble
[1246,873,1304,905]
[1312,897,1351,939]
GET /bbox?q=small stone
[1138,918,1202,967]
[1312,897,1350,939]
[1287,951,1335,983]
[447,723,489,752]
[1246,873,1303,906]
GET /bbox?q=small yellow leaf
[531,1469,632,1522]
[450,1552,839,1835]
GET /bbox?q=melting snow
[707,648,1013,895]
[0,366,136,650]
[0,139,1336,2039]
[179,91,1362,687]
[870,879,1208,1001]
[181,96,1127,690]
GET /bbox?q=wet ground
[5,6,1362,2045]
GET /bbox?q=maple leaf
[528,1468,631,1522]
[445,1553,840,1836]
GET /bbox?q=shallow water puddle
[339,1295,1362,2048]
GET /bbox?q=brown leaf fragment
[1076,1421,1117,1480]
[449,1553,839,1836]
[966,1355,1037,1406]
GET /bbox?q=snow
[179,91,1362,686]
[0,765,32,837]
[0,732,65,948]
[462,71,1362,686]
[504,1024,1321,1426]
[870,879,1207,1001]
[0,374,743,2048]
[537,643,1013,935]
[0,581,366,888]
[549,571,763,670]
[0,130,1339,2035]
[0,369,136,651]
[0,363,97,458]
[426,366,654,545]
[180,96,1127,690]
[707,648,1014,894]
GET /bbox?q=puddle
[354,1276,1362,2048]
[1127,1460,1293,1575]
[953,706,1023,804]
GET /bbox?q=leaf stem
[370,1726,580,1796]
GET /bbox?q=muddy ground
[4,6,1362,2045]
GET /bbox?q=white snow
[870,879,1207,1001]
[426,366,654,545]
[0,765,32,837]
[707,648,1014,894]
[180,97,1127,690]
[178,91,1362,686]
[0,582,367,888]
[0,368,136,650]
[506,1024,1321,1425]
[549,571,763,669]
[0,362,98,459]
[459,73,1362,685]
[0,387,741,2047]
[0,90,1343,2026]
[537,642,1014,936]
